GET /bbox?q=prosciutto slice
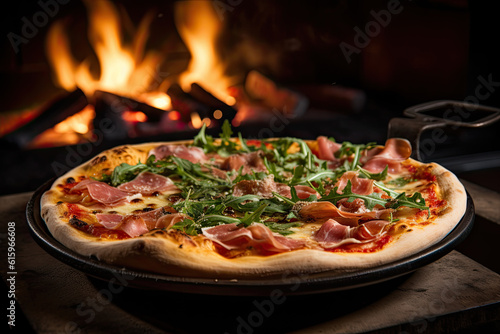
[148,144,207,163]
[362,138,412,174]
[222,151,267,175]
[292,185,320,199]
[155,213,188,229]
[119,215,149,238]
[317,136,342,161]
[334,171,374,195]
[314,219,388,248]
[95,207,181,236]
[202,223,305,253]
[84,181,141,206]
[117,172,179,195]
[95,213,123,229]
[297,201,390,227]
[232,175,280,198]
[232,175,318,199]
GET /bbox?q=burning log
[93,90,176,141]
[167,83,237,126]
[244,70,309,118]
[189,83,237,122]
[3,89,88,148]
[93,90,166,123]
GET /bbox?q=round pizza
[40,121,467,279]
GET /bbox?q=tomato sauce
[246,140,274,150]
[66,203,130,240]
[328,235,392,253]
[405,164,437,182]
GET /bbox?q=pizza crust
[40,142,467,279]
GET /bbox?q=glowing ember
[168,111,181,121]
[122,111,148,123]
[141,92,172,110]
[29,105,95,148]
[190,112,202,129]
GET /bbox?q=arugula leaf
[319,180,429,213]
[386,176,417,187]
[171,202,270,235]
[97,155,177,187]
[336,141,376,171]
[387,192,430,215]
[357,166,388,181]
[319,180,387,210]
[237,203,269,227]
[170,218,199,236]
[193,123,216,152]
[264,221,301,236]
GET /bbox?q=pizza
[40,121,467,279]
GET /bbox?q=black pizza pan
[25,177,475,296]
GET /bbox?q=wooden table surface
[1,184,500,333]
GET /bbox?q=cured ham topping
[314,219,389,249]
[95,206,179,237]
[232,175,318,199]
[337,198,370,214]
[222,151,267,175]
[232,175,281,198]
[362,138,412,174]
[290,185,320,200]
[148,144,207,163]
[77,181,141,206]
[117,172,179,195]
[120,216,149,238]
[202,223,306,253]
[95,213,123,229]
[155,213,189,229]
[297,201,391,227]
[316,136,342,161]
[334,171,374,195]
[70,173,179,207]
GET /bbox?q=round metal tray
[26,178,475,296]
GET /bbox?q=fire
[46,0,171,110]
[53,105,95,134]
[34,0,245,149]
[122,111,148,123]
[29,105,95,148]
[175,1,238,107]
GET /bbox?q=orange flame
[29,105,95,148]
[175,1,238,107]
[122,111,148,123]
[46,0,171,110]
